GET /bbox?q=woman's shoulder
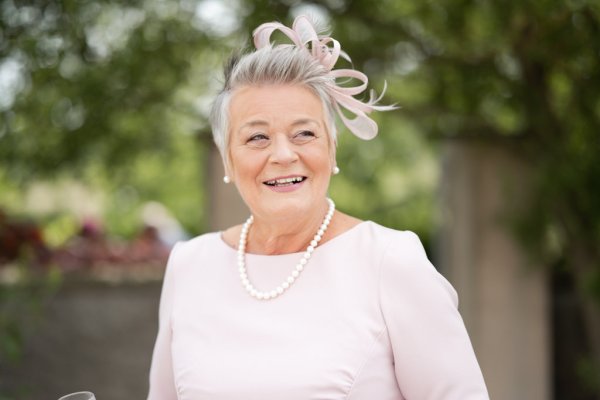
[170,231,226,260]
[362,221,427,258]
[367,222,458,305]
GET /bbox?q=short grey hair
[209,45,338,170]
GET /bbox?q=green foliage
[1,0,211,179]
[1,0,213,234]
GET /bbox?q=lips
[263,176,307,187]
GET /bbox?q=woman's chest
[171,281,389,398]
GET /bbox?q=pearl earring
[223,175,231,184]
[333,166,340,175]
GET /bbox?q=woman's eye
[248,133,268,142]
[294,130,316,141]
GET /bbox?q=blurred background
[0,0,599,399]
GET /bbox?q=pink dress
[148,221,489,399]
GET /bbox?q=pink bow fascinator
[253,15,396,140]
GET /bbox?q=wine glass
[58,391,96,400]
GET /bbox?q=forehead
[229,84,325,129]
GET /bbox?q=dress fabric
[147,221,489,400]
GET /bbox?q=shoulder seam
[376,233,398,334]
[167,241,182,335]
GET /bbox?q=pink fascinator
[253,15,396,140]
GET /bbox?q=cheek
[230,150,264,181]
[307,149,333,176]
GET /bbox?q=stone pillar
[207,146,249,231]
[438,140,550,400]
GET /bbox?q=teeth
[265,177,304,185]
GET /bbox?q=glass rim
[58,391,95,400]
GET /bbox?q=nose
[269,135,298,165]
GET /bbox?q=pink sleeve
[147,243,180,400]
[379,232,489,400]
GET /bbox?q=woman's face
[227,84,334,221]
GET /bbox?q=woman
[148,15,489,399]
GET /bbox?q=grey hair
[209,45,338,171]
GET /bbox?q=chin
[261,195,317,219]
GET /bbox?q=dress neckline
[217,220,372,257]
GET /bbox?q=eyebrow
[239,118,321,131]
[291,118,321,127]
[239,120,268,130]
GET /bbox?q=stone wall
[1,277,162,400]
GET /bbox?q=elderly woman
[148,16,489,400]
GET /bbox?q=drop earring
[223,175,231,184]
[333,166,340,175]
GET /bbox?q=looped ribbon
[253,15,395,140]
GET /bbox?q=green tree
[0,0,228,233]
[2,1,201,175]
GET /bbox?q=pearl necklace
[238,198,335,300]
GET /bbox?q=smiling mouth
[263,176,307,187]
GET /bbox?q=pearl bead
[238,198,335,300]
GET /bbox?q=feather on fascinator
[253,15,396,140]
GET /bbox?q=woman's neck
[247,203,332,255]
